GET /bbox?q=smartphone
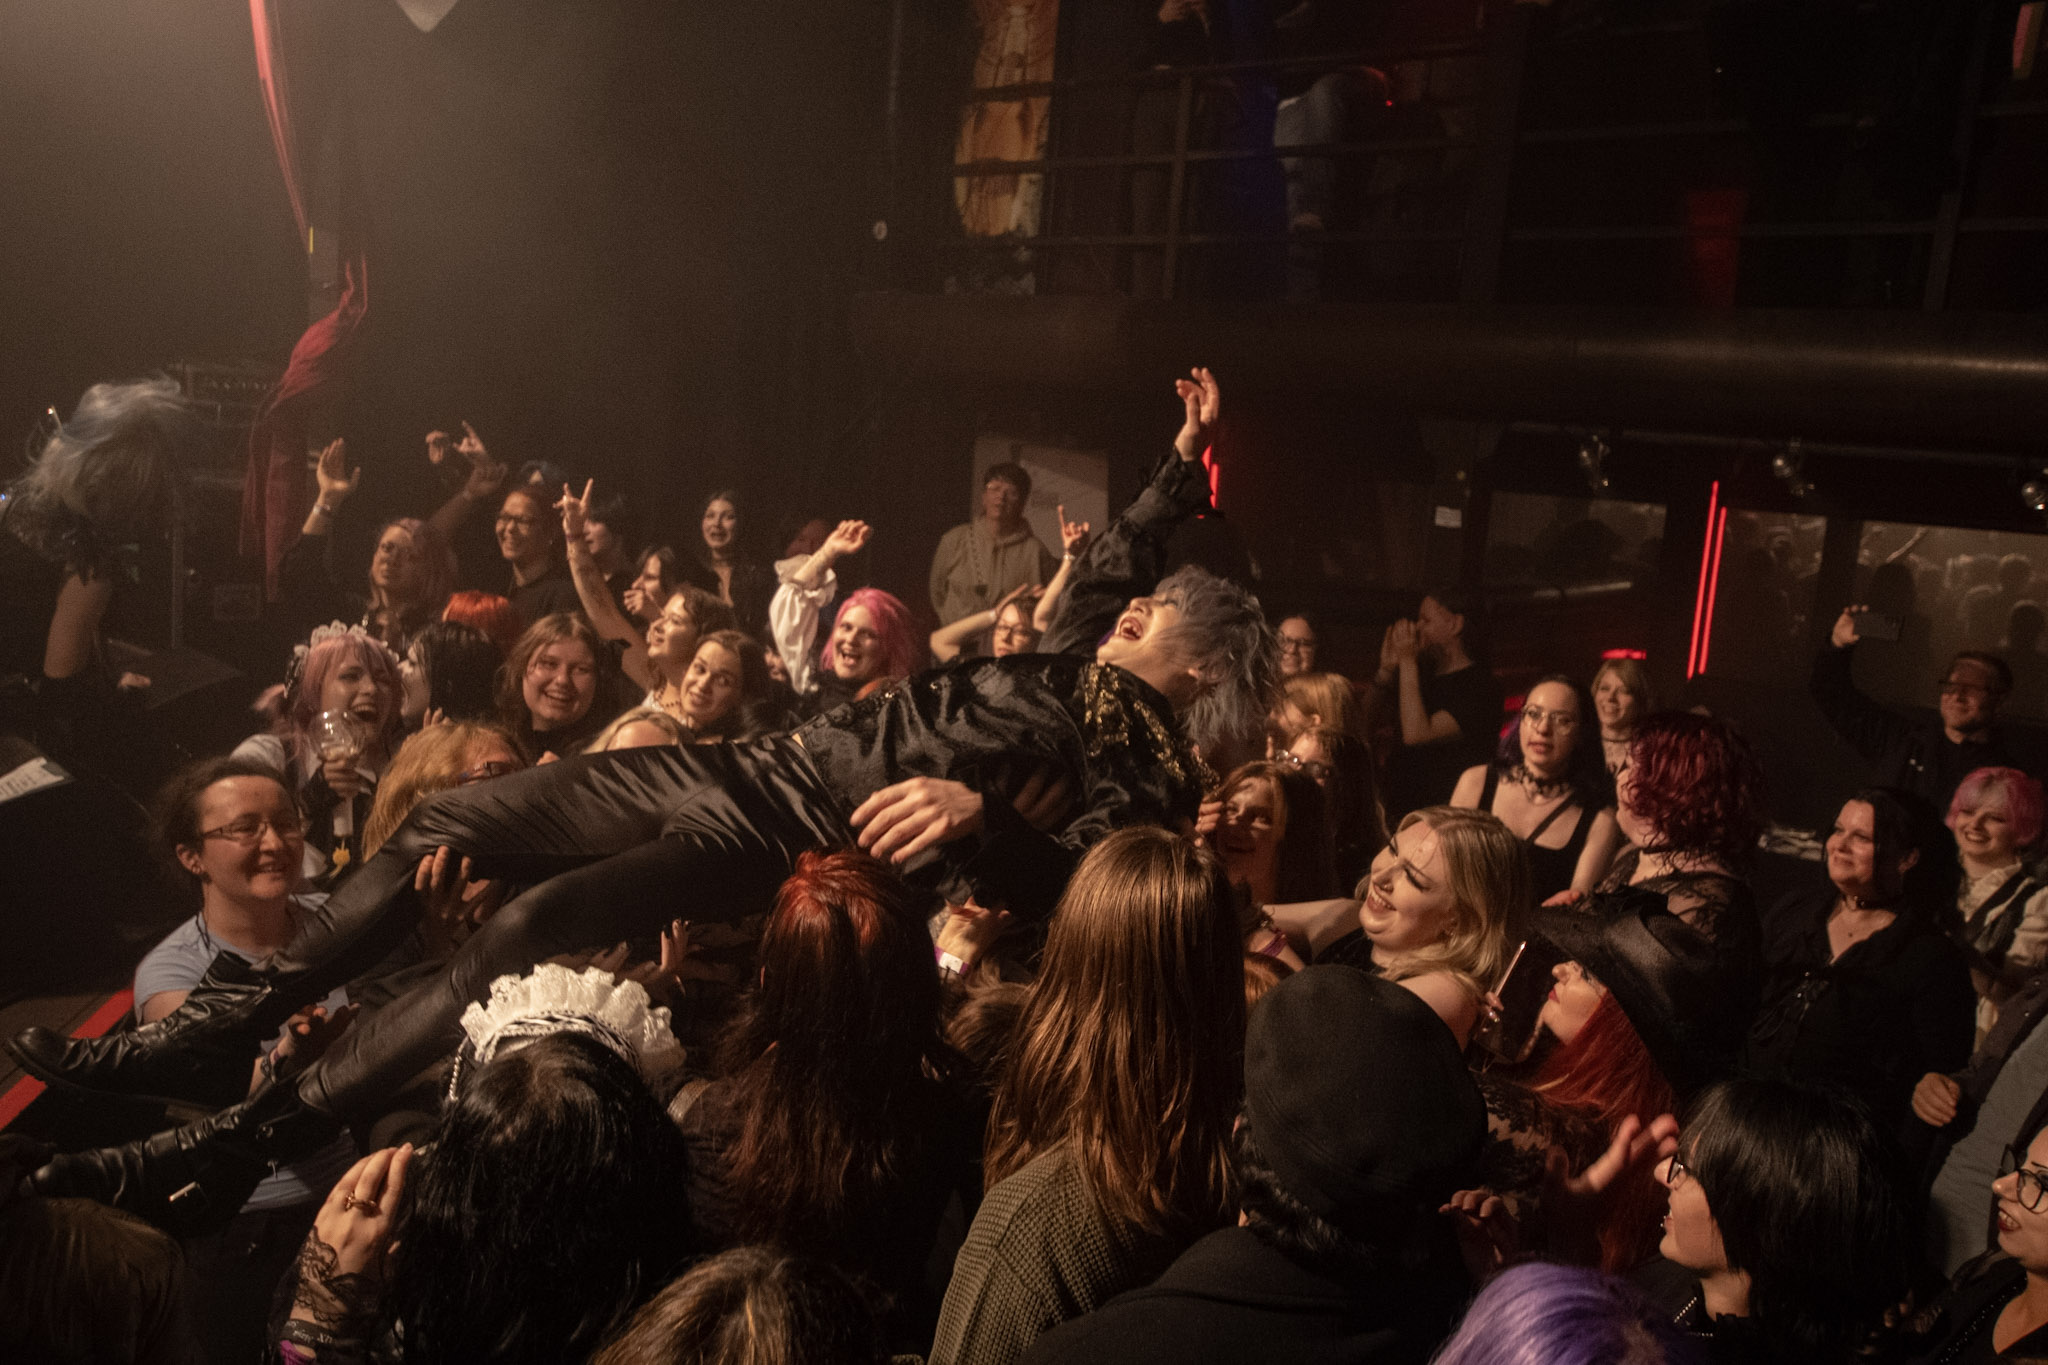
[1856,611,1902,642]
[1473,937,1563,1064]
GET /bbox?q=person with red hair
[672,850,975,1350]
[439,589,523,656]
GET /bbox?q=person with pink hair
[1949,766,2048,1032]
[768,521,922,717]
[231,624,405,886]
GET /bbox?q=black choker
[1509,764,1572,800]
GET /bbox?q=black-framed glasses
[1939,678,1995,699]
[1276,751,1334,782]
[199,814,304,846]
[1663,1153,1694,1190]
[2000,1146,2048,1212]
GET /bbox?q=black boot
[8,952,291,1107]
[21,1077,340,1237]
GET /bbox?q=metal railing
[924,4,2047,309]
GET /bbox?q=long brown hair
[984,828,1245,1238]
[362,720,525,857]
[494,611,604,729]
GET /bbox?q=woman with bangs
[932,828,1245,1365]
[769,519,923,717]
[673,850,975,1351]
[233,626,406,885]
[1321,805,1523,1046]
[1948,766,2048,1032]
[1195,759,1339,969]
[284,438,457,654]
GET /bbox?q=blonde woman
[1334,805,1524,1046]
[1590,657,1653,778]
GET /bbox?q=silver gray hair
[11,377,197,541]
[1151,564,1281,755]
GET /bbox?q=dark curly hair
[1621,712,1766,867]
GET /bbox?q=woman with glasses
[1651,1077,1910,1364]
[128,757,362,1360]
[1283,724,1385,887]
[1451,674,1621,906]
[1909,1116,2048,1361]
[929,581,1043,664]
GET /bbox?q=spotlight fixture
[1576,432,1612,494]
[2022,471,2048,513]
[1769,440,1812,499]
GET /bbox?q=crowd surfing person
[15,365,1277,1232]
[1449,673,1622,904]
[234,625,406,885]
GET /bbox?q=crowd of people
[7,366,2048,1364]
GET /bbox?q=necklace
[1509,763,1571,801]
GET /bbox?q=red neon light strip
[1687,481,1720,678]
[1698,506,1730,676]
[0,988,133,1131]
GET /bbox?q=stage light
[1769,440,1812,498]
[1576,432,1612,494]
[2021,474,2048,513]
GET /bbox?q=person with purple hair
[1431,1262,1704,1365]
[16,367,1281,1236]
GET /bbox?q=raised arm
[425,423,509,545]
[558,479,653,689]
[932,582,1038,663]
[1032,504,1093,633]
[769,519,870,694]
[1810,606,1914,765]
[1041,366,1219,656]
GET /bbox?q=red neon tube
[1687,481,1720,678]
[1698,506,1730,675]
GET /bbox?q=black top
[1477,767,1595,905]
[1386,664,1504,820]
[681,556,775,641]
[506,561,583,628]
[1811,643,2041,813]
[1747,881,1977,1131]
[1021,1224,1464,1365]
[1907,1253,2048,1365]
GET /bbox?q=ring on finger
[341,1193,382,1215]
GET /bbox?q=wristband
[936,949,967,979]
[313,502,340,518]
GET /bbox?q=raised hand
[937,899,1014,978]
[1831,605,1867,649]
[851,777,986,864]
[292,1144,413,1339]
[558,478,594,541]
[1172,365,1222,461]
[314,438,360,507]
[823,519,872,561]
[455,422,507,502]
[1438,1187,1519,1281]
[1058,503,1093,556]
[1388,618,1420,663]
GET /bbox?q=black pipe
[850,292,2048,455]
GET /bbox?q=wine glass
[314,709,367,840]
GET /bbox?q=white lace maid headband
[449,964,686,1099]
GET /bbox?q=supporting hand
[1912,1072,1962,1128]
[851,777,986,864]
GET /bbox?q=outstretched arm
[424,423,508,545]
[1042,367,1219,656]
[1810,606,1913,764]
[769,519,870,694]
[1032,504,1093,632]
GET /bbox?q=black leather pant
[284,738,849,1117]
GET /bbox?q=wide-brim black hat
[1532,884,1763,1098]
